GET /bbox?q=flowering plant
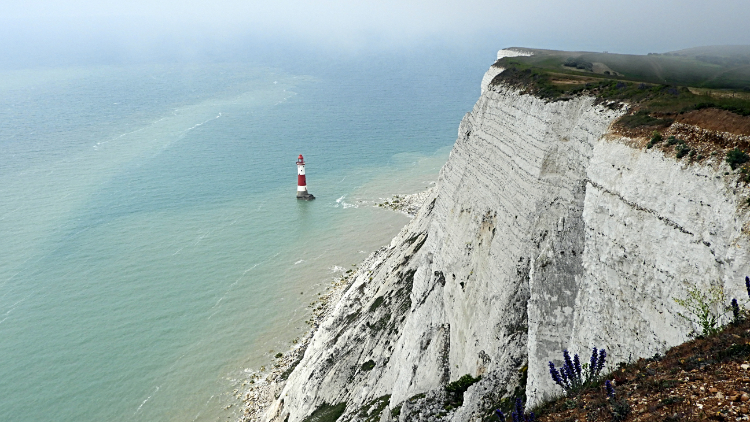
[548,347,606,395]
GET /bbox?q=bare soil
[533,319,750,422]
[611,110,750,164]
[676,109,750,136]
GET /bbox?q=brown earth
[611,109,750,162]
[675,109,750,136]
[530,318,750,422]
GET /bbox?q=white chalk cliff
[480,48,533,95]
[261,50,750,422]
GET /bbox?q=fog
[1,0,749,66]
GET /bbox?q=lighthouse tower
[296,154,315,200]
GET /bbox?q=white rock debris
[377,187,436,217]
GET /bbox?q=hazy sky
[1,0,749,64]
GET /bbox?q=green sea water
[0,51,485,421]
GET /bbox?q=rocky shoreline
[236,270,355,421]
[236,187,435,422]
[376,186,436,217]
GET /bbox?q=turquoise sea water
[0,51,485,421]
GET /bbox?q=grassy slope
[491,46,750,121]
[504,46,750,89]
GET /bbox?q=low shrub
[563,57,594,72]
[675,144,691,159]
[675,277,750,337]
[732,298,741,322]
[602,380,630,421]
[446,374,481,406]
[356,395,390,422]
[390,405,401,418]
[674,285,728,337]
[666,135,685,146]
[620,112,672,130]
[302,402,347,422]
[727,148,750,169]
[717,343,750,360]
[646,131,663,149]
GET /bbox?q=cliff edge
[249,48,750,422]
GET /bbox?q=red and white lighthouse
[296,154,315,200]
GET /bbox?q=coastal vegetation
[360,359,376,371]
[548,348,607,396]
[726,148,750,170]
[489,47,750,177]
[445,374,482,407]
[300,402,346,422]
[519,316,750,422]
[354,395,391,422]
[486,281,750,421]
[490,46,750,132]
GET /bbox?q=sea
[0,48,488,421]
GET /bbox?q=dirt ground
[675,109,750,136]
[532,319,750,422]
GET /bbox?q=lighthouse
[296,154,315,200]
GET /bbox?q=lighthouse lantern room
[296,154,315,200]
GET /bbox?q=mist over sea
[0,48,488,421]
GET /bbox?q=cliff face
[262,55,750,422]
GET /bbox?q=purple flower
[746,276,750,299]
[605,380,615,399]
[511,398,524,422]
[549,361,563,387]
[597,349,607,374]
[510,398,535,422]
[563,350,575,380]
[553,347,607,394]
[732,298,740,322]
[495,409,506,421]
[589,347,599,379]
[560,366,571,388]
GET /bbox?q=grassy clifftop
[490,46,750,128]
[495,46,750,90]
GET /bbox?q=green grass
[490,46,750,125]
[356,395,391,422]
[301,402,347,422]
[444,374,481,407]
[618,110,673,129]
[498,46,750,90]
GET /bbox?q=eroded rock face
[480,48,533,95]
[263,66,750,422]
